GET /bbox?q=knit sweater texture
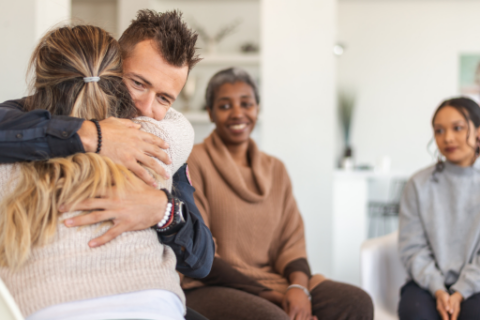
[399,159,480,299]
[182,131,322,293]
[0,108,194,317]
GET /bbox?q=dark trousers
[398,281,480,320]
[185,280,373,320]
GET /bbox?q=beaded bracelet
[90,119,102,154]
[157,199,174,228]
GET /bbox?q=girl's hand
[435,290,451,320]
[282,287,314,320]
[449,292,463,320]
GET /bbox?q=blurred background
[1,0,480,286]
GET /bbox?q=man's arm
[0,99,84,162]
[159,164,215,279]
[0,98,170,183]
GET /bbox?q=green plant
[338,90,355,146]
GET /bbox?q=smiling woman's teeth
[230,124,246,130]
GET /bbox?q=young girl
[399,97,480,320]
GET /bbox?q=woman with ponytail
[398,97,480,320]
[0,25,193,320]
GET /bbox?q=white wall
[0,0,70,103]
[337,0,480,175]
[72,0,117,37]
[154,0,260,56]
[262,0,336,276]
[118,0,153,35]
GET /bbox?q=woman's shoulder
[406,163,436,189]
[187,142,211,171]
[189,142,209,160]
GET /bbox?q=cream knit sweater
[0,108,194,318]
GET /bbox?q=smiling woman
[181,67,373,320]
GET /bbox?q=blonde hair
[0,25,143,269]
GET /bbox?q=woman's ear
[207,107,215,123]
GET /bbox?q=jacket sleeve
[159,164,215,279]
[398,178,446,295]
[0,99,84,163]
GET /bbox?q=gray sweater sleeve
[451,251,480,299]
[398,178,446,295]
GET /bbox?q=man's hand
[283,288,316,320]
[435,290,452,320]
[449,292,463,320]
[78,117,171,186]
[61,173,168,247]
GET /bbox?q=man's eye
[132,80,143,87]
[157,96,170,105]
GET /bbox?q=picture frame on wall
[459,54,480,103]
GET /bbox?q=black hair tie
[90,119,102,154]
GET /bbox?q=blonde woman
[0,25,193,320]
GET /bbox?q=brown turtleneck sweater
[182,131,319,294]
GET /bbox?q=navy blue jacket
[0,99,214,278]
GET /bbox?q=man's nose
[142,92,156,117]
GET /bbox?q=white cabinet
[331,170,408,285]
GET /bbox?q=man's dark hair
[119,9,201,70]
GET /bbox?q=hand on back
[78,117,171,186]
[61,171,168,248]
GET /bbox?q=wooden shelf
[199,54,260,66]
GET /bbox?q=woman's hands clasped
[435,290,464,320]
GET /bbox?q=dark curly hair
[119,9,201,71]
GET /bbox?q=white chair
[360,231,407,320]
[0,277,23,320]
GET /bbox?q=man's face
[123,40,189,121]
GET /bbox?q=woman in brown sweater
[182,68,373,320]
